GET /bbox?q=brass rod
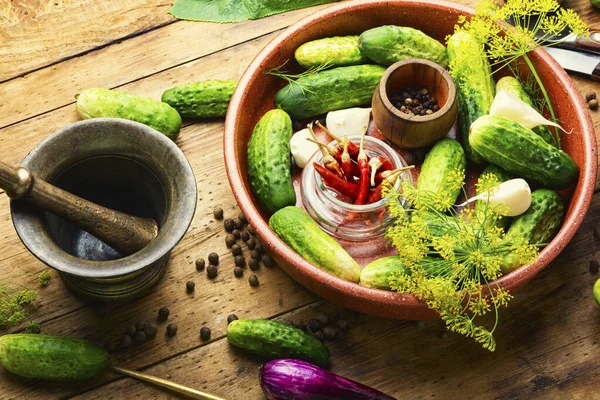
[109,366,228,400]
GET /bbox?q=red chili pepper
[307,124,344,179]
[316,121,360,158]
[313,162,359,201]
[373,156,394,172]
[354,132,370,206]
[341,136,354,181]
[367,168,409,203]
[373,165,415,186]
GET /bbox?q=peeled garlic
[458,178,532,217]
[290,128,320,168]
[490,90,566,132]
[325,107,371,138]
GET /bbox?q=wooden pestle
[0,160,158,256]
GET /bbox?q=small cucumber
[469,115,579,189]
[0,334,109,380]
[76,88,182,140]
[416,138,466,211]
[161,79,237,118]
[269,206,361,282]
[594,278,600,306]
[474,164,513,230]
[247,109,296,214]
[360,256,405,291]
[274,64,386,120]
[295,36,368,69]
[227,319,330,367]
[501,189,564,273]
[358,26,448,67]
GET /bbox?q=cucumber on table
[295,36,368,69]
[227,319,330,367]
[274,64,386,120]
[0,334,109,380]
[269,206,361,282]
[360,256,406,291]
[469,115,579,189]
[161,79,237,118]
[358,25,448,67]
[247,109,296,214]
[76,88,182,141]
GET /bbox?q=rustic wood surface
[0,1,598,399]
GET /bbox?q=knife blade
[544,46,600,81]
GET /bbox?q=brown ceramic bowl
[372,58,458,149]
[224,0,597,319]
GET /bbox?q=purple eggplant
[260,359,397,400]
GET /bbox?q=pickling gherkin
[161,79,237,118]
[294,36,368,69]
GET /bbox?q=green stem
[522,53,561,149]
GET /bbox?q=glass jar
[301,136,412,241]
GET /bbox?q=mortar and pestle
[4,119,197,301]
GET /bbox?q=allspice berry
[166,323,178,337]
[213,207,224,220]
[249,258,260,271]
[589,99,598,110]
[261,254,274,267]
[121,335,133,348]
[249,275,259,286]
[225,234,236,248]
[586,91,596,102]
[233,266,244,278]
[234,255,246,267]
[158,307,170,321]
[231,244,243,256]
[224,219,235,232]
[207,265,219,279]
[200,326,211,341]
[186,280,196,293]
[208,252,219,265]
[195,258,206,271]
[227,314,239,324]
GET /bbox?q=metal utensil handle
[574,30,600,55]
[110,366,228,400]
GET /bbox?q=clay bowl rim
[224,0,598,317]
[377,58,457,123]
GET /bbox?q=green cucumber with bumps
[495,76,557,147]
[161,79,237,118]
[0,334,109,380]
[274,64,386,120]
[295,36,368,69]
[469,115,579,189]
[269,206,361,282]
[227,319,330,367]
[247,109,296,214]
[76,88,182,140]
[360,256,406,291]
[358,25,448,67]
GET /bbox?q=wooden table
[0,1,598,399]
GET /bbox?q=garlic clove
[290,128,321,168]
[458,178,532,217]
[490,90,566,132]
[325,107,371,138]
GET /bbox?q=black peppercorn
[261,254,274,267]
[308,319,322,333]
[227,314,239,324]
[234,255,246,267]
[135,320,146,331]
[249,275,259,286]
[250,250,261,261]
[232,229,241,239]
[213,207,224,220]
[135,330,147,342]
[323,326,337,340]
[247,225,256,235]
[225,234,236,248]
[241,232,250,242]
[231,244,243,256]
[589,99,598,110]
[200,326,211,341]
[313,331,325,341]
[166,323,178,337]
[246,238,256,250]
[144,324,158,339]
[121,335,132,348]
[207,265,219,279]
[249,258,260,271]
[590,260,599,273]
[255,243,264,253]
[186,280,195,292]
[125,325,137,336]
[233,266,244,278]
[316,314,329,325]
[224,219,235,232]
[195,258,206,271]
[586,91,597,102]
[238,213,247,224]
[234,219,244,230]
[336,319,348,330]
[158,307,170,321]
[208,252,219,265]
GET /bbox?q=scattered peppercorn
[208,252,219,265]
[135,330,147,342]
[247,225,256,235]
[390,85,439,116]
[186,280,196,292]
[200,326,211,341]
[249,275,259,287]
[195,258,206,271]
[158,307,170,321]
[125,326,137,336]
[231,244,243,256]
[249,258,260,271]
[246,238,256,250]
[213,207,224,220]
[255,243,264,253]
[238,213,247,224]
[261,254,274,267]
[121,335,132,348]
[135,320,146,331]
[586,91,597,102]
[167,323,178,337]
[323,326,337,340]
[250,250,261,261]
[207,265,219,279]
[313,331,325,341]
[234,219,244,230]
[224,219,235,232]
[316,314,329,325]
[227,314,239,324]
[232,229,241,239]
[589,99,598,110]
[336,319,348,330]
[234,267,244,278]
[144,324,158,338]
[241,232,250,242]
[308,319,322,333]
[234,255,246,267]
[225,234,236,248]
[590,260,600,273]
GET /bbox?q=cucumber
[594,278,600,306]
[295,36,368,70]
[269,206,361,282]
[416,138,466,211]
[227,319,330,367]
[473,164,513,230]
[501,189,564,273]
[76,88,182,141]
[161,79,237,118]
[447,31,495,163]
[358,26,448,67]
[495,76,556,147]
[0,334,109,380]
[360,256,406,291]
[469,115,579,189]
[247,109,296,214]
[274,64,386,120]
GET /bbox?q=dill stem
[522,53,561,148]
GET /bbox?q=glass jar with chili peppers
[301,135,412,241]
